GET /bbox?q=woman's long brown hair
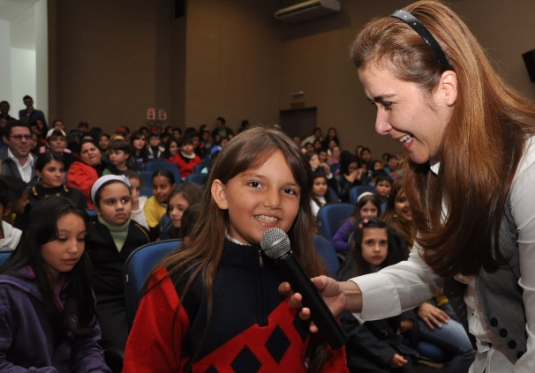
[147,127,330,371]
[351,1,535,277]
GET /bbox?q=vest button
[499,329,508,338]
[490,318,498,327]
[509,340,517,349]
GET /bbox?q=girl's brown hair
[157,127,330,371]
[351,1,535,277]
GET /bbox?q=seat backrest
[139,186,153,197]
[349,185,376,206]
[316,203,354,240]
[328,187,340,203]
[146,161,182,185]
[185,173,206,188]
[314,234,340,276]
[124,239,181,328]
[0,251,12,268]
[139,171,153,190]
[193,158,212,174]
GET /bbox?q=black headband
[390,9,453,71]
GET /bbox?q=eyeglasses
[10,135,32,141]
[390,9,453,72]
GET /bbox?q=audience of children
[337,218,416,373]
[0,197,111,372]
[87,175,151,357]
[0,117,425,372]
[123,127,348,372]
[159,182,203,240]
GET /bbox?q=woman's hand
[279,276,362,333]
[417,302,450,330]
[389,354,408,368]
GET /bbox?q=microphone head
[260,228,291,259]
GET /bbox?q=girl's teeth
[256,215,278,223]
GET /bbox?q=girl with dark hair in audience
[331,192,381,252]
[310,170,334,217]
[88,175,150,357]
[0,197,111,372]
[31,152,87,209]
[129,131,151,171]
[337,218,416,373]
[162,138,180,161]
[0,175,30,231]
[159,182,203,240]
[123,127,347,372]
[143,169,175,237]
[67,139,107,209]
[179,202,202,245]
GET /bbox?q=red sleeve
[170,155,200,179]
[66,162,98,208]
[123,268,190,373]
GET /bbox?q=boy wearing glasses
[0,121,37,186]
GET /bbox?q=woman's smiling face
[358,65,456,165]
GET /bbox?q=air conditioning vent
[274,0,341,23]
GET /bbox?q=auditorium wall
[49,0,535,156]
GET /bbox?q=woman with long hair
[284,1,535,371]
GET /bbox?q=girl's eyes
[380,240,388,246]
[57,237,68,242]
[248,181,262,188]
[283,188,298,196]
[364,239,375,246]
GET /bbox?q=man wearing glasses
[0,121,37,186]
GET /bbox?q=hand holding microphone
[260,228,348,349]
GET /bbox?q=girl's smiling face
[358,65,456,165]
[212,150,300,246]
[152,175,174,203]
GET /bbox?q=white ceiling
[0,0,39,50]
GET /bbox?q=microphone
[260,228,348,349]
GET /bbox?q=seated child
[159,182,203,240]
[0,179,22,252]
[147,133,164,160]
[0,175,30,231]
[143,169,175,239]
[124,170,148,229]
[169,135,201,180]
[103,140,135,175]
[0,197,111,371]
[179,202,201,245]
[337,218,416,373]
[310,170,335,217]
[331,192,380,252]
[88,175,151,356]
[374,172,393,214]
